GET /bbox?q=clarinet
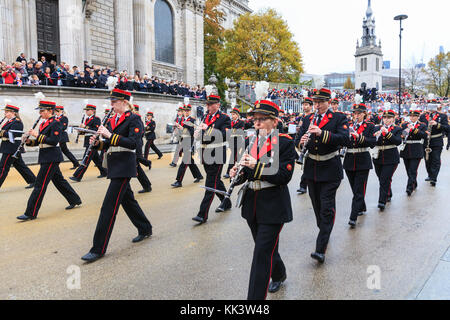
[80,110,114,167]
[0,117,6,126]
[297,112,319,165]
[12,116,41,159]
[75,114,86,144]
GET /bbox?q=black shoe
[169,163,177,168]
[223,174,230,179]
[386,197,391,203]
[193,177,203,183]
[17,214,35,221]
[311,252,325,263]
[192,216,205,224]
[378,203,385,211]
[297,187,307,194]
[216,199,232,213]
[70,176,81,183]
[132,232,152,243]
[70,164,80,170]
[66,201,82,210]
[171,181,182,188]
[81,252,104,263]
[158,155,163,159]
[97,173,107,178]
[430,181,436,187]
[138,187,152,194]
[357,211,366,216]
[268,274,287,293]
[348,220,357,228]
[406,190,412,196]
[25,183,35,189]
[425,177,431,182]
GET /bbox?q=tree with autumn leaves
[204,2,304,86]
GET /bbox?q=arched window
[155,0,174,64]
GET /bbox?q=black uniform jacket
[26,117,64,164]
[236,133,297,224]
[81,115,101,147]
[399,122,427,159]
[419,112,449,148]
[180,116,196,146]
[145,120,156,140]
[55,115,70,143]
[97,111,141,179]
[0,118,23,154]
[299,110,349,182]
[343,121,376,171]
[200,111,231,164]
[372,125,403,165]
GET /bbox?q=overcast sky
[247,0,450,75]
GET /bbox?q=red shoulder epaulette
[279,133,293,140]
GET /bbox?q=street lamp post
[394,14,408,114]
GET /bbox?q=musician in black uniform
[0,104,36,189]
[420,106,449,186]
[230,100,296,300]
[370,108,383,125]
[81,89,153,263]
[71,104,107,182]
[17,101,82,221]
[99,108,114,164]
[171,105,203,188]
[144,111,163,160]
[169,107,185,167]
[192,95,231,224]
[343,104,376,228]
[224,107,246,179]
[372,110,403,211]
[298,88,349,263]
[132,105,152,194]
[54,105,80,169]
[294,97,314,194]
[400,109,427,196]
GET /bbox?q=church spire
[366,0,373,18]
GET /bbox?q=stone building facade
[0,0,251,86]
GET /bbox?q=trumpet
[12,116,41,159]
[297,112,319,165]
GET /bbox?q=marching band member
[224,107,246,179]
[0,104,36,189]
[229,99,296,300]
[343,103,376,228]
[17,100,82,221]
[132,105,152,194]
[81,89,152,263]
[54,105,80,169]
[298,88,349,263]
[400,110,427,196]
[169,107,184,167]
[70,104,107,182]
[372,110,403,211]
[144,111,163,160]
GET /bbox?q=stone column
[59,0,84,67]
[133,0,152,75]
[114,0,134,72]
[0,0,15,63]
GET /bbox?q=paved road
[0,149,449,300]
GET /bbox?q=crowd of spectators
[0,53,207,99]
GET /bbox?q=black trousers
[226,139,243,175]
[345,170,369,221]
[144,139,162,159]
[60,142,79,167]
[73,147,106,180]
[90,178,152,255]
[176,149,202,182]
[0,153,36,188]
[299,172,308,190]
[136,162,151,190]
[247,221,285,300]
[424,146,442,182]
[197,164,228,220]
[306,180,341,254]
[24,162,81,218]
[403,158,421,191]
[374,163,398,204]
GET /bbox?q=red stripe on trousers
[264,225,284,300]
[76,150,93,178]
[205,165,222,220]
[32,162,53,217]
[0,154,11,180]
[101,179,128,254]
